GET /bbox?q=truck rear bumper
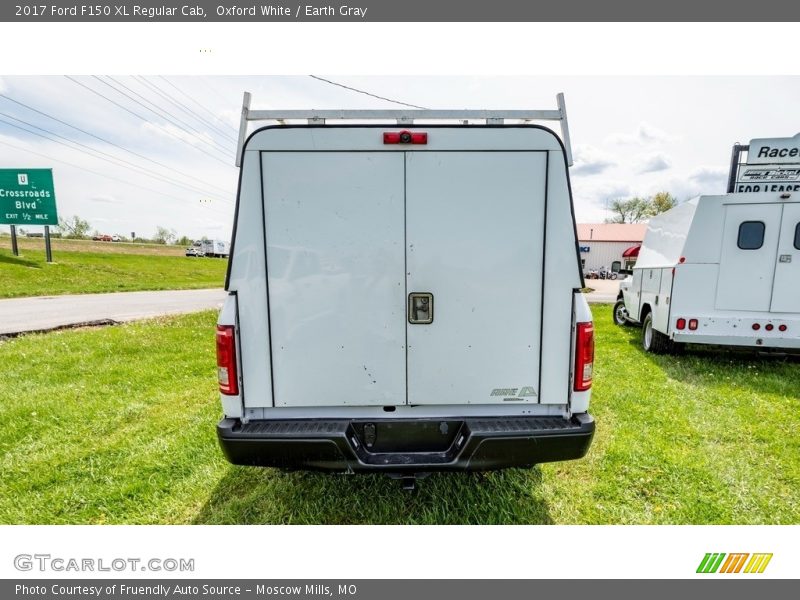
[672,332,800,349]
[217,413,594,473]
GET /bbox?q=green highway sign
[0,168,59,226]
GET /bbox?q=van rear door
[770,202,800,313]
[263,152,407,407]
[405,151,546,405]
[715,203,782,311]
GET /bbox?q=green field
[0,247,226,298]
[0,308,798,524]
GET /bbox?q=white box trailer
[214,94,595,477]
[200,239,230,258]
[615,135,800,353]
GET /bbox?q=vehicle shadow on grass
[0,253,41,269]
[193,465,553,525]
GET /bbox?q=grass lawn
[0,307,798,524]
[0,247,226,298]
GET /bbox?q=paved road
[0,281,615,337]
[584,278,621,304]
[0,289,227,336]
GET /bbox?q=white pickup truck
[215,94,595,480]
[615,135,800,354]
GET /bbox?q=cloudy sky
[1,75,799,239]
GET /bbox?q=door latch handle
[408,293,433,324]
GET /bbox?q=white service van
[615,135,800,353]
[215,94,595,477]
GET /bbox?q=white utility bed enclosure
[215,94,595,475]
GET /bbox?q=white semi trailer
[615,135,800,353]
[214,93,595,483]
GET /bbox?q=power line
[139,76,237,143]
[0,92,233,197]
[160,76,239,136]
[65,75,233,167]
[0,110,232,203]
[0,136,231,214]
[146,76,239,143]
[107,75,235,155]
[308,75,428,109]
[92,75,233,161]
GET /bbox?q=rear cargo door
[716,203,782,311]
[405,152,546,405]
[263,152,407,407]
[770,202,800,313]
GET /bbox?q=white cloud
[646,168,729,202]
[571,144,616,176]
[637,153,672,173]
[141,121,223,154]
[89,195,121,204]
[689,166,728,185]
[572,180,634,222]
[606,122,678,145]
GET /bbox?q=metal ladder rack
[235,91,574,167]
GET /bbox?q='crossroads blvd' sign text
[0,168,59,225]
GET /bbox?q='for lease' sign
[0,168,59,226]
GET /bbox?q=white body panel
[771,202,800,313]
[405,151,545,405]
[263,152,407,407]
[715,203,782,312]
[223,126,589,418]
[621,192,800,349]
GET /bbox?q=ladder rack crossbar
[235,92,573,167]
[246,109,563,121]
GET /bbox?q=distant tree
[58,215,92,239]
[175,235,192,246]
[606,193,679,223]
[605,197,651,224]
[153,226,177,245]
[647,191,678,216]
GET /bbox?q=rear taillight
[676,318,686,330]
[574,322,594,392]
[384,130,427,144]
[688,319,699,331]
[216,325,238,395]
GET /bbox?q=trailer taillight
[779,324,788,332]
[676,318,686,330]
[216,325,238,396]
[574,322,594,392]
[752,323,761,331]
[765,323,774,331]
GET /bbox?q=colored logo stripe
[697,553,726,573]
[719,553,749,573]
[744,553,773,574]
[697,553,772,574]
